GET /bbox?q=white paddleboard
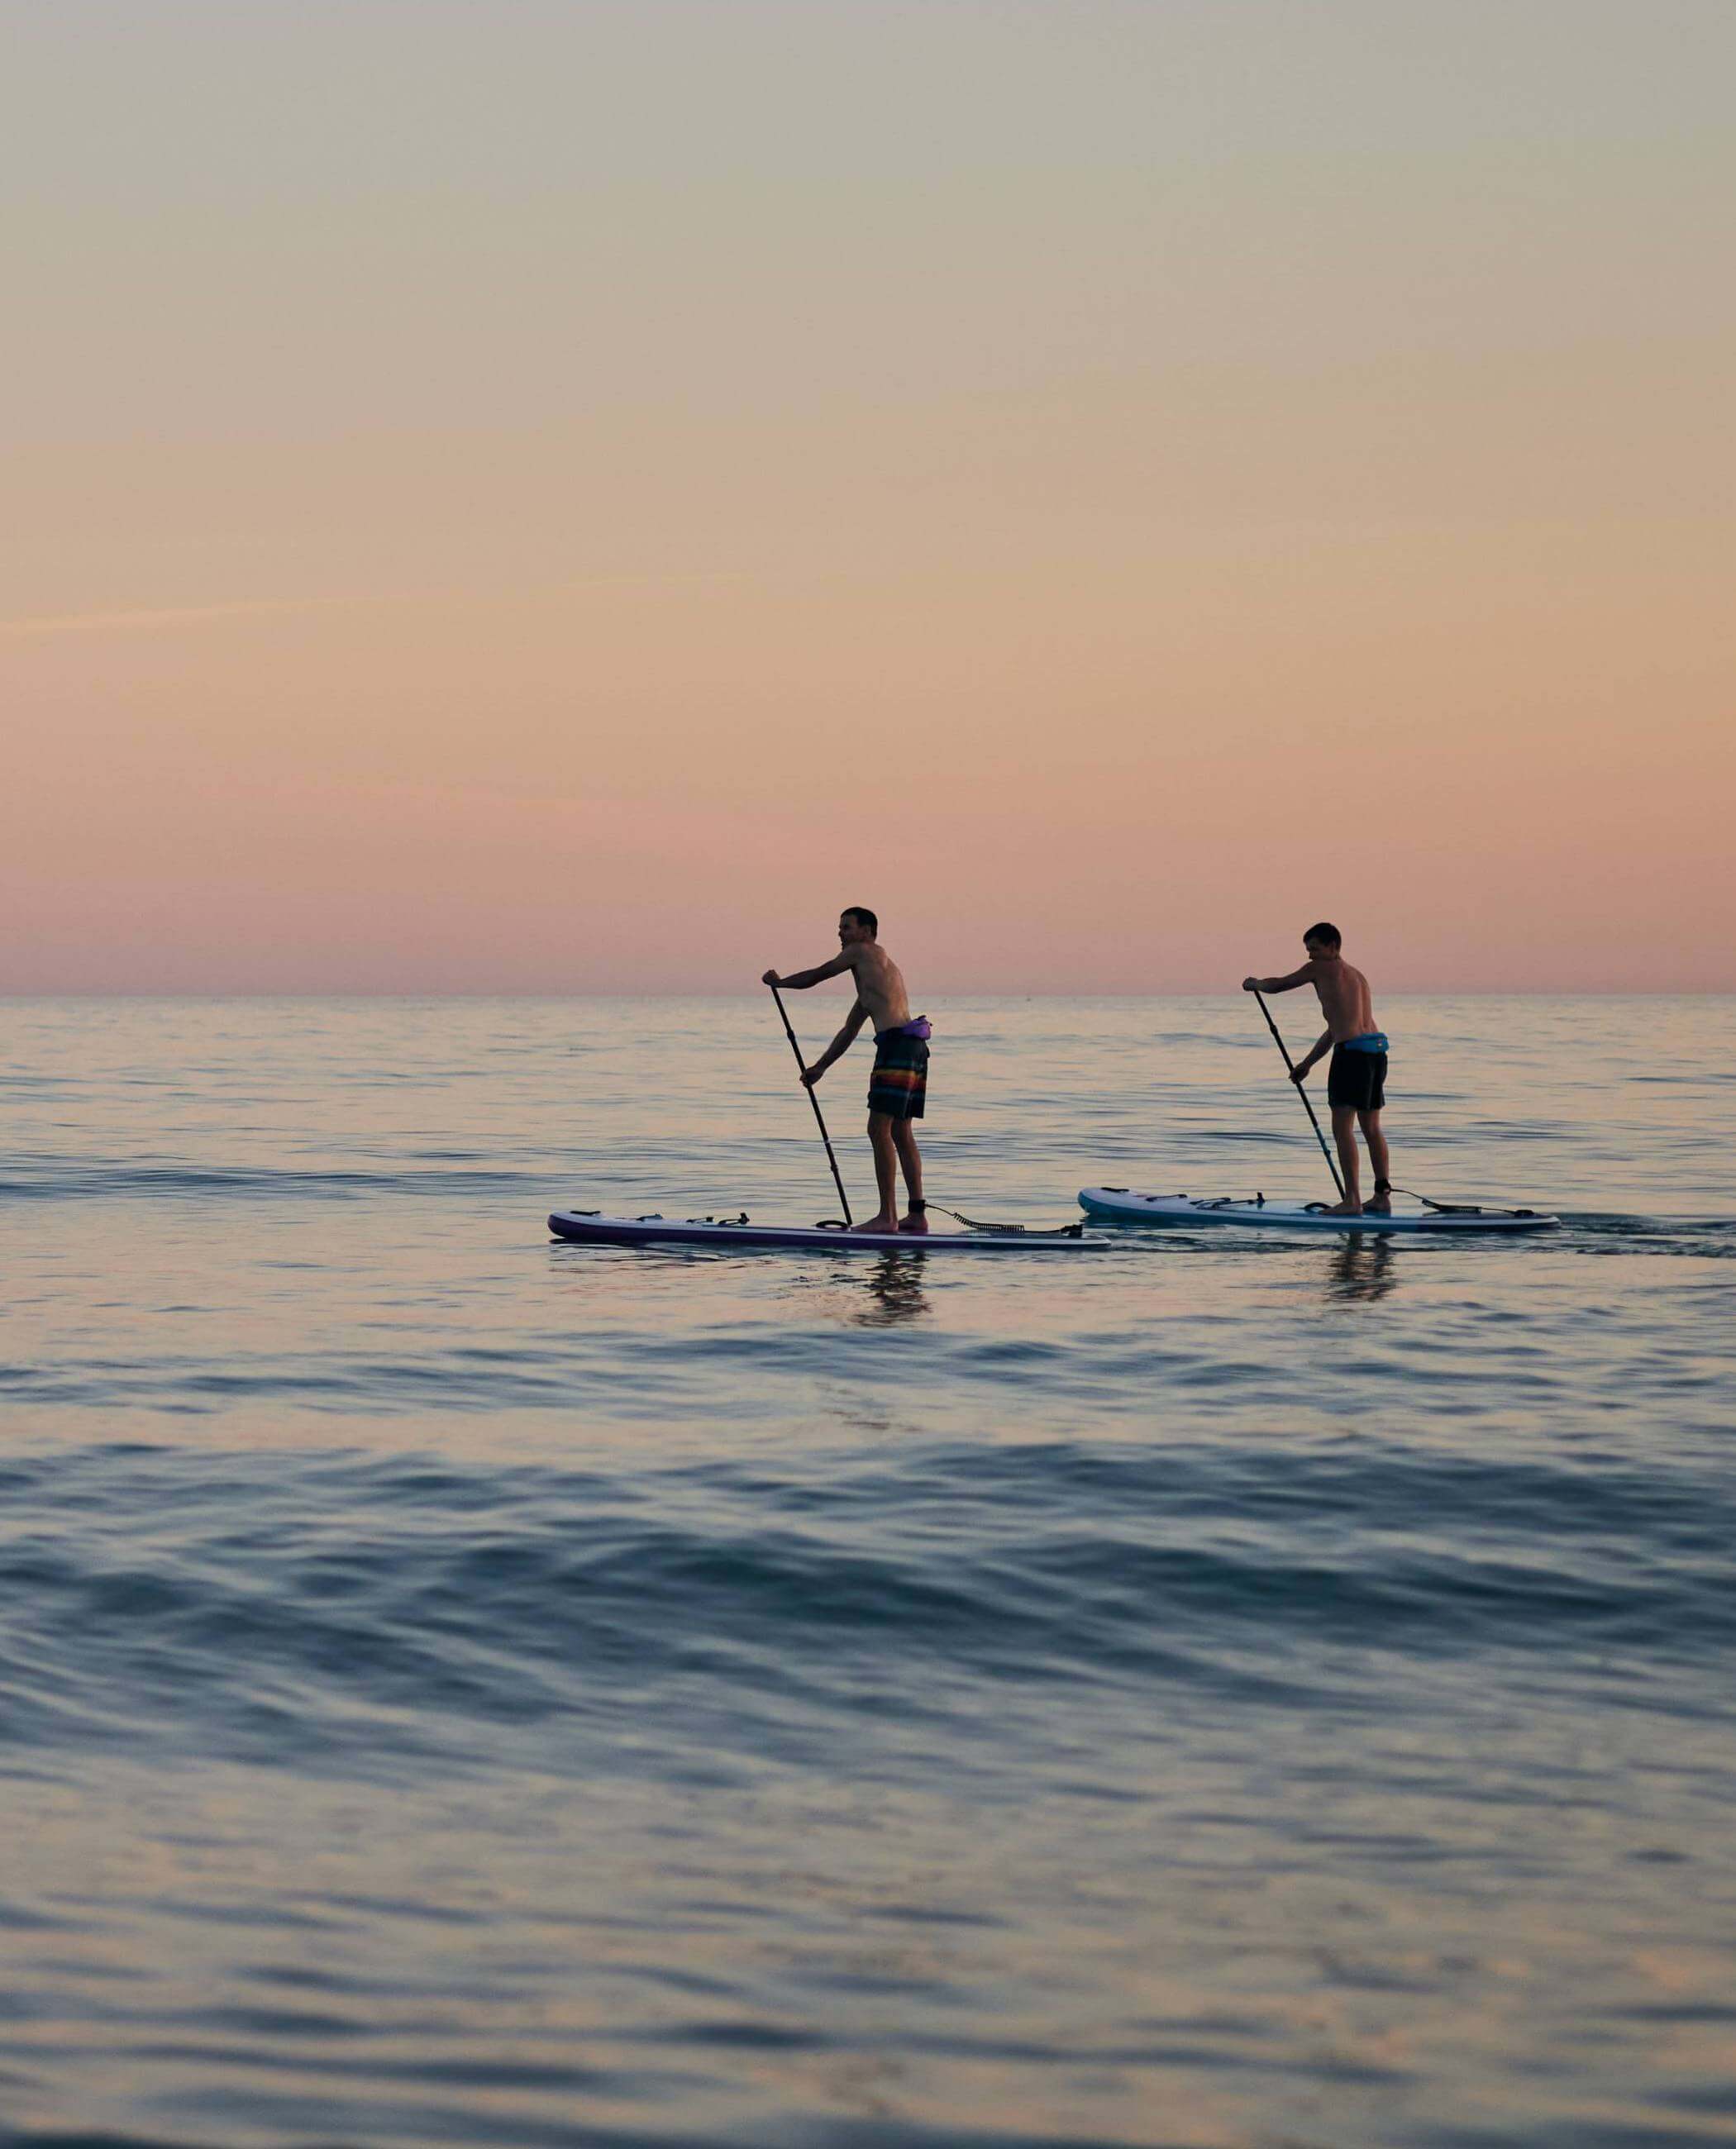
[1078,1188,1559,1235]
[551,1210,1108,1253]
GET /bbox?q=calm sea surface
[2,995,1733,2149]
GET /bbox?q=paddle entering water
[767,981,854,1226]
[1251,989,1345,1198]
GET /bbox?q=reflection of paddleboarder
[1243,923,1391,1217]
[763,908,931,1233]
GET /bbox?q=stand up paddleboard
[1079,1189,1558,1235]
[551,1211,1107,1253]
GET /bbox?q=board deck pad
[551,1210,1109,1253]
[1078,1188,1559,1235]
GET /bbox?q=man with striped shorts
[763,908,932,1233]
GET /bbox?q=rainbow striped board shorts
[867,1022,930,1121]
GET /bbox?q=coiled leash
[921,1202,1090,1240]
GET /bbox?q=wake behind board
[1079,1189,1558,1235]
[551,1210,1108,1253]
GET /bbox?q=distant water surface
[1,995,1733,2148]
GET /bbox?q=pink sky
[5,3,1733,993]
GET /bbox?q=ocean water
[2,993,1733,2149]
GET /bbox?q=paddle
[1250,989,1346,1198]
[766,982,854,1226]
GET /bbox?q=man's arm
[1242,960,1318,994]
[801,1000,869,1085]
[762,951,854,991]
[1289,1028,1333,1084]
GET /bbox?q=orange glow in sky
[4,3,1733,992]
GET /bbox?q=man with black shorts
[763,908,932,1233]
[1243,923,1392,1216]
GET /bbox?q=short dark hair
[1304,922,1342,949]
[842,906,878,936]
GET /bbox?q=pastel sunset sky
[5,1,1732,993]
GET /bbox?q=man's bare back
[839,941,909,1035]
[1304,955,1375,1041]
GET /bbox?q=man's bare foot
[899,1210,929,1233]
[854,1213,899,1233]
[1323,1198,1363,1216]
[1364,1191,1392,1214]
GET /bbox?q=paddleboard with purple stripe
[550,1210,1107,1252]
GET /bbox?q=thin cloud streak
[0,598,347,641]
[1,571,756,643]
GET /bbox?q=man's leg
[1329,1103,1363,1213]
[859,1113,900,1231]
[1360,1108,1390,1209]
[893,1121,926,1231]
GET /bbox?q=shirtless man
[1242,922,1392,1216]
[762,908,932,1232]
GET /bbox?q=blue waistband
[875,1016,932,1044]
[1339,1032,1389,1054]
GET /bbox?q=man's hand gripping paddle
[1251,989,1346,1199]
[767,982,854,1227]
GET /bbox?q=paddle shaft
[1252,989,1346,1198]
[767,983,854,1226]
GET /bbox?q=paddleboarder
[1243,923,1391,1216]
[763,908,931,1233]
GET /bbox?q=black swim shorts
[1327,1044,1386,1113]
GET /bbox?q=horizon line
[2,988,1729,1003]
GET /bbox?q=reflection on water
[853,1249,932,1326]
[1326,1232,1399,1302]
